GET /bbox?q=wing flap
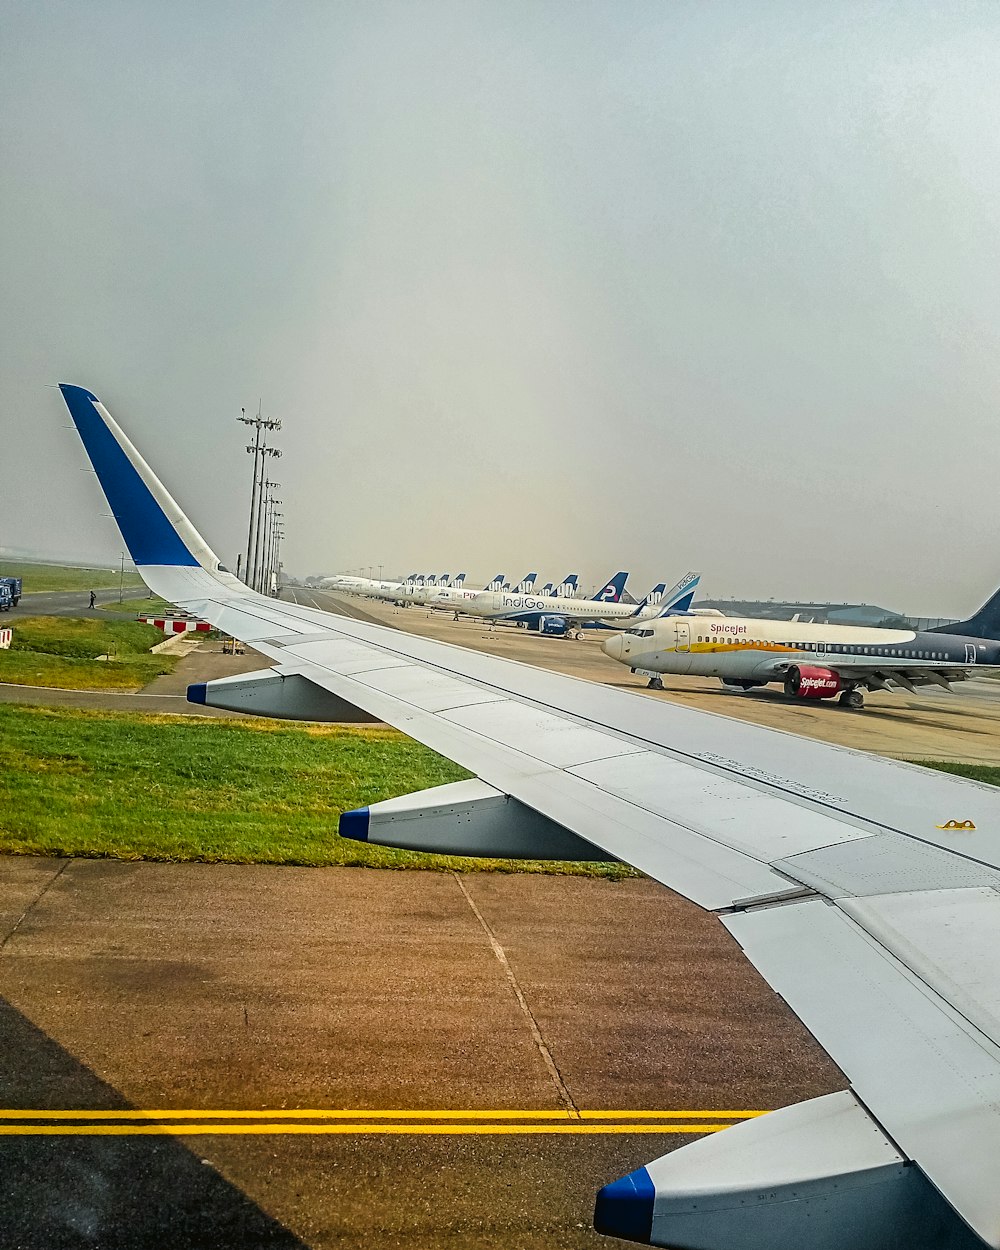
[725,898,1000,1248]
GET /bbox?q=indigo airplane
[602,602,1000,709]
[439,571,700,637]
[59,384,1000,1250]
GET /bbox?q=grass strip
[0,616,176,691]
[908,760,1000,787]
[1,562,145,594]
[0,704,637,877]
[99,595,174,614]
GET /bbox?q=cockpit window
[626,628,655,638]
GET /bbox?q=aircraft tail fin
[59,385,224,576]
[590,572,629,604]
[483,573,505,591]
[559,574,580,597]
[652,571,701,617]
[623,572,700,619]
[928,585,1000,639]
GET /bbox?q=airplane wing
[60,384,1000,1250]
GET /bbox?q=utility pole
[239,403,281,589]
[119,552,125,603]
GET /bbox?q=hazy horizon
[4,2,1000,619]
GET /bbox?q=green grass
[909,760,1000,787]
[100,595,174,614]
[0,616,176,691]
[0,705,636,877]
[1,561,146,594]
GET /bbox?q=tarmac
[0,587,994,1246]
[0,857,841,1249]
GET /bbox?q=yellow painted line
[0,1123,736,1137]
[0,1108,765,1121]
[579,1110,767,1119]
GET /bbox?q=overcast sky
[3,1,1000,615]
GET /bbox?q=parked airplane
[62,383,1000,1250]
[442,571,700,636]
[399,571,491,608]
[602,596,1000,708]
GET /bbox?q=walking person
[88,589,96,609]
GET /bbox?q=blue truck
[0,577,22,611]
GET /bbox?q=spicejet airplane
[601,599,1000,708]
[60,384,1000,1250]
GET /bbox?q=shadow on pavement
[0,996,307,1249]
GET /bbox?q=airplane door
[676,620,691,652]
[966,643,977,664]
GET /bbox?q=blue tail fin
[652,571,701,617]
[590,572,628,604]
[59,384,219,571]
[483,572,505,591]
[558,574,579,597]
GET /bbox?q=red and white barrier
[139,617,212,634]
[0,628,11,649]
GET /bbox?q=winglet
[59,384,221,572]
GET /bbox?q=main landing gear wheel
[647,676,664,691]
[572,630,583,640]
[839,689,865,710]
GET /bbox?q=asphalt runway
[0,857,842,1249]
[5,588,145,621]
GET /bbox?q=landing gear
[572,630,583,641]
[839,688,865,710]
[647,676,664,691]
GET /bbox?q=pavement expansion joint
[451,870,580,1118]
[0,859,70,954]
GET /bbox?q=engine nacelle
[784,665,841,700]
[539,615,569,636]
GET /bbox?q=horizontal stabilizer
[187,667,378,723]
[339,778,614,860]
[595,1090,979,1250]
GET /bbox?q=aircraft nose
[602,633,624,660]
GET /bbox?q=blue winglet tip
[594,1167,654,1242]
[187,683,207,705]
[59,383,99,402]
[339,807,370,842]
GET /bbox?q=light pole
[264,501,282,594]
[119,552,125,603]
[252,475,278,592]
[239,404,281,588]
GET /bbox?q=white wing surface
[60,385,1000,1250]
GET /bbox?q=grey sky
[3,1,999,616]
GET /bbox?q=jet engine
[783,665,842,699]
[539,615,569,636]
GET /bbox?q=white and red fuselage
[602,614,1000,705]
